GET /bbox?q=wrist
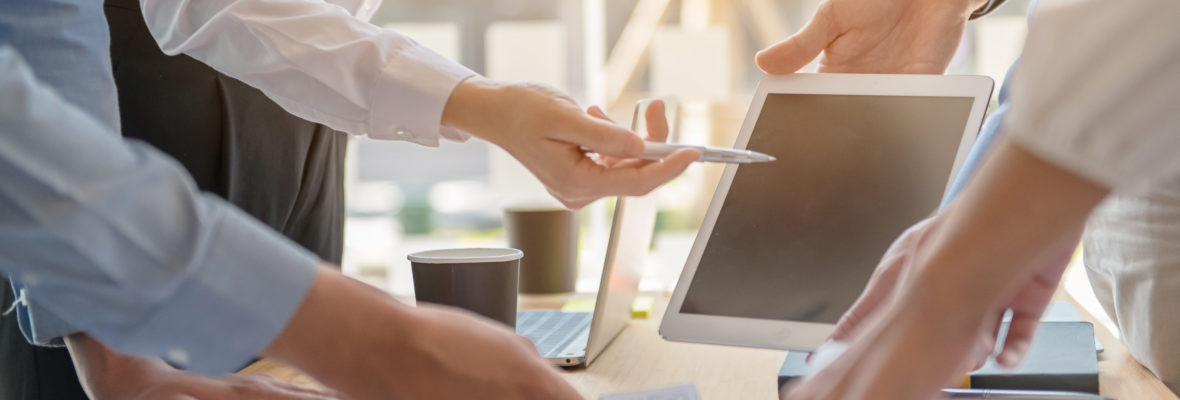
[903,248,1001,327]
[441,76,510,144]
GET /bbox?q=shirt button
[167,348,190,365]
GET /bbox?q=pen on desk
[579,142,776,164]
[940,388,1115,400]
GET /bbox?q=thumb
[828,257,904,342]
[565,112,645,158]
[997,312,1039,368]
[756,10,838,74]
[828,217,937,341]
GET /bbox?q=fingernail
[972,357,987,371]
[1000,341,1029,367]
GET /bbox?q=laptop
[516,192,657,367]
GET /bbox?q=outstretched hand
[755,0,985,74]
[787,215,1083,400]
[584,99,695,168]
[443,78,698,209]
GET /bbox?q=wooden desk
[245,291,1177,399]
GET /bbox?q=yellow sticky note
[561,298,596,313]
[558,296,654,319]
[631,296,654,319]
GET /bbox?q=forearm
[262,265,581,400]
[912,141,1106,308]
[859,141,1108,396]
[261,265,415,398]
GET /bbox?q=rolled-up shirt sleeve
[1002,0,1180,192]
[0,46,318,375]
[139,0,477,146]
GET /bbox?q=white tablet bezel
[660,73,994,351]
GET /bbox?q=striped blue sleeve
[940,61,1019,209]
[0,46,317,375]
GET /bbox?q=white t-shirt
[1003,0,1180,392]
[1085,180,1180,393]
[1004,0,1180,192]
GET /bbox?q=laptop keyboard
[517,311,593,357]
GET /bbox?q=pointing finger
[560,113,645,158]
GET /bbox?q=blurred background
[342,0,1034,297]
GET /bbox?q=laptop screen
[585,193,657,363]
[678,93,975,324]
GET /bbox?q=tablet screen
[679,93,975,324]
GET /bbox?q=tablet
[660,73,993,351]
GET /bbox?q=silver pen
[580,142,776,164]
[941,388,1115,400]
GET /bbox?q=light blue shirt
[941,0,1035,205]
[0,1,318,375]
[0,0,119,130]
[941,62,1016,207]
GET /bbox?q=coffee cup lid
[407,248,524,264]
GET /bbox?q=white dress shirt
[1001,0,1180,390]
[140,0,477,146]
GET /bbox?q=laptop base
[517,310,592,366]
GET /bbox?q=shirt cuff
[368,40,477,146]
[98,206,319,375]
[969,0,1007,20]
[14,292,72,347]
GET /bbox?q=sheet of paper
[600,383,701,400]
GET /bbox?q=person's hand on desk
[442,77,698,209]
[815,216,1078,372]
[65,334,341,400]
[263,265,582,400]
[754,0,987,74]
[781,142,1106,400]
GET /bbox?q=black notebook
[777,321,1099,394]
